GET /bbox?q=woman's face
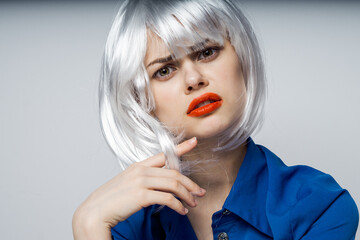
[144,32,246,139]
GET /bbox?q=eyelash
[153,65,177,80]
[197,46,221,61]
[152,46,221,80]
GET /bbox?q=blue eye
[153,66,176,79]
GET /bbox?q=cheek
[151,81,183,126]
[219,62,247,112]
[217,60,245,93]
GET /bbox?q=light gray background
[0,1,359,239]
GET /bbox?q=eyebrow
[146,54,174,69]
[145,39,213,69]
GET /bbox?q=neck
[181,137,247,192]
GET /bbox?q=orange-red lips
[187,92,223,117]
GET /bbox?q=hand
[72,137,205,239]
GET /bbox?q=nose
[183,62,209,94]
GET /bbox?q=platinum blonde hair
[99,0,266,172]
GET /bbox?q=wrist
[72,206,112,240]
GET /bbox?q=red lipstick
[187,92,223,117]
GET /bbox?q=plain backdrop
[0,1,359,239]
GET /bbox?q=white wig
[99,0,266,172]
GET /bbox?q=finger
[143,168,205,196]
[175,137,197,157]
[141,190,188,215]
[144,177,197,207]
[139,152,166,168]
[140,137,198,168]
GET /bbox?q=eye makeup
[151,45,223,80]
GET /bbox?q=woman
[72,0,359,239]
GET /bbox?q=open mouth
[187,92,223,117]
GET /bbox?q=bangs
[145,0,227,59]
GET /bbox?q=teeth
[195,100,214,109]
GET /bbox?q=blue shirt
[111,138,359,239]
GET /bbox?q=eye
[197,47,220,61]
[153,66,176,80]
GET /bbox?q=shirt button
[217,232,229,240]
[222,209,231,215]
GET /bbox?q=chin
[186,117,230,140]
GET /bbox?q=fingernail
[191,188,206,196]
[184,208,189,214]
[188,137,197,144]
[194,199,198,206]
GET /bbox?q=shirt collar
[157,137,273,238]
[222,137,272,237]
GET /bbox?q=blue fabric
[111,138,359,239]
